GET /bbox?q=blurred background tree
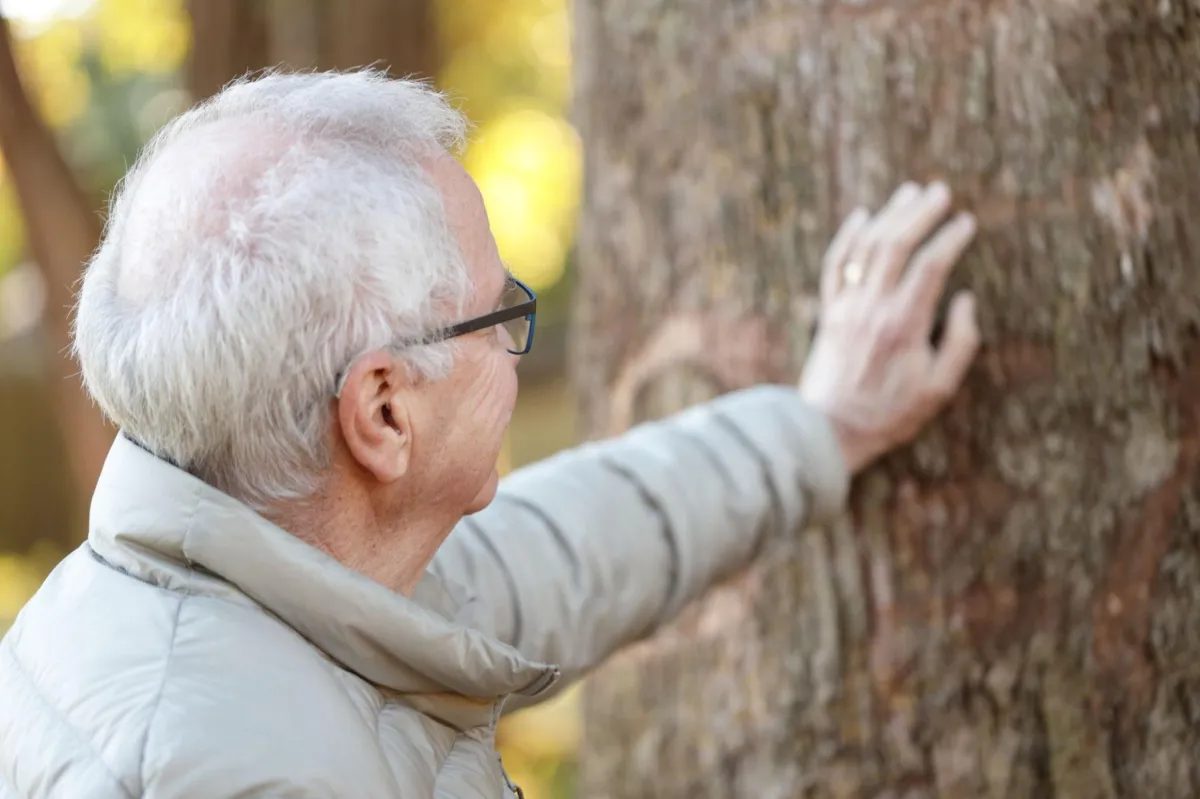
[0,0,581,795]
[187,0,439,100]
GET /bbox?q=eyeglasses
[435,274,537,356]
[333,275,537,397]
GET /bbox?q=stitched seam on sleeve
[493,494,584,585]
[593,457,679,619]
[461,517,525,650]
[671,427,738,492]
[670,425,784,558]
[710,414,793,545]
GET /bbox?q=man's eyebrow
[493,267,515,310]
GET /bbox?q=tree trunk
[186,0,439,101]
[0,14,115,528]
[570,1,1200,797]
[186,0,271,100]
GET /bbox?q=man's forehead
[492,266,515,306]
[420,152,509,309]
[423,151,482,208]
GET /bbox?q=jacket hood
[87,434,557,700]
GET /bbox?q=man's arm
[431,385,848,705]
[434,180,982,709]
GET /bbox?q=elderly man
[0,71,979,798]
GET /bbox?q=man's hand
[799,182,981,475]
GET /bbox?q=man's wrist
[826,419,876,477]
[796,386,877,476]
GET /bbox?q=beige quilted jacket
[0,386,847,797]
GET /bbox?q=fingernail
[929,182,950,201]
[958,212,977,231]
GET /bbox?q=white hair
[72,69,474,508]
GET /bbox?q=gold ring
[843,260,865,287]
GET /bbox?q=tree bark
[186,0,439,101]
[0,14,114,521]
[570,1,1200,797]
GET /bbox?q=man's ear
[336,350,414,483]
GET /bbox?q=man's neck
[269,493,454,597]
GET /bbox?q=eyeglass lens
[502,315,530,354]
[501,278,533,354]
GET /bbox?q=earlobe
[336,351,413,483]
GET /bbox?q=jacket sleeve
[430,385,849,707]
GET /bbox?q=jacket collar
[87,433,556,701]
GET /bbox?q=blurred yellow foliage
[498,684,582,798]
[439,0,578,298]
[94,0,188,77]
[465,108,581,292]
[0,554,47,632]
[529,8,570,72]
[12,18,89,127]
[0,178,22,272]
[500,683,583,759]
